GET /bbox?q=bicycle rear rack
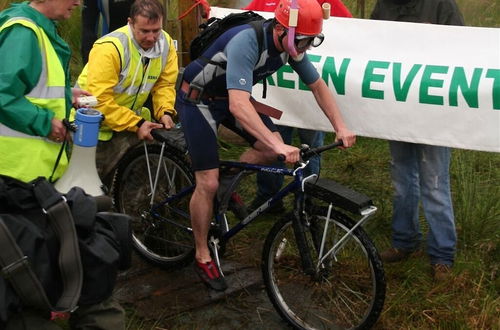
[304,178,373,215]
[151,128,187,152]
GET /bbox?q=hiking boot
[228,192,248,220]
[249,197,285,215]
[379,247,415,263]
[194,260,227,291]
[431,264,452,281]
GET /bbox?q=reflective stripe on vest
[0,18,68,182]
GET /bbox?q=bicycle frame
[147,155,311,245]
[215,161,308,242]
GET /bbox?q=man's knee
[195,170,219,196]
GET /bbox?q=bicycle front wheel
[114,143,195,268]
[262,208,385,329]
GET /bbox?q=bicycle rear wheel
[262,208,385,329]
[113,143,195,267]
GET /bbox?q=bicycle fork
[291,197,316,276]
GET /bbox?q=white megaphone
[55,108,105,196]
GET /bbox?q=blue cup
[74,108,103,147]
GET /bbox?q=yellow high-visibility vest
[0,18,68,182]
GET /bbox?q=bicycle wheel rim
[263,213,384,329]
[115,146,194,266]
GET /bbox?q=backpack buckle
[186,82,204,104]
[41,196,67,214]
[1,255,29,279]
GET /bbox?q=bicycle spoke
[160,157,178,194]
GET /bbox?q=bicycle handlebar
[301,140,344,160]
[277,140,344,162]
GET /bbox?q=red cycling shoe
[194,260,228,291]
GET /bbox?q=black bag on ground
[189,10,265,62]
[0,175,132,325]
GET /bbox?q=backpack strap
[249,20,265,56]
[196,19,269,99]
[249,19,267,99]
[33,179,83,312]
[198,19,266,68]
[0,178,83,314]
[0,219,52,311]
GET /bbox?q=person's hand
[136,120,163,140]
[48,118,68,143]
[159,114,175,129]
[275,143,300,164]
[335,128,356,148]
[71,88,92,108]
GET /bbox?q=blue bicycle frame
[148,159,312,246]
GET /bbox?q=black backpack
[0,175,132,325]
[189,11,266,62]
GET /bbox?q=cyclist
[176,0,356,291]
[76,0,178,183]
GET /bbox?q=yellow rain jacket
[77,25,178,140]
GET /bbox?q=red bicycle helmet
[274,0,323,36]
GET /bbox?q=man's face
[129,15,163,50]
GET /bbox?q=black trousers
[81,0,132,64]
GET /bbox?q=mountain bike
[113,128,386,329]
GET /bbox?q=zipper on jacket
[130,57,150,113]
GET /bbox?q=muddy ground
[116,250,290,329]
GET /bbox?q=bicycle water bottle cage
[305,178,373,215]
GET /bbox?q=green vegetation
[0,0,498,329]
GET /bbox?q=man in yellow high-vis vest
[77,0,178,184]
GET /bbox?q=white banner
[211,7,500,152]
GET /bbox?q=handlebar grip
[333,139,344,148]
[301,140,344,160]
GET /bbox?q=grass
[1,0,499,329]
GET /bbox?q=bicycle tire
[113,143,195,268]
[262,207,385,329]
